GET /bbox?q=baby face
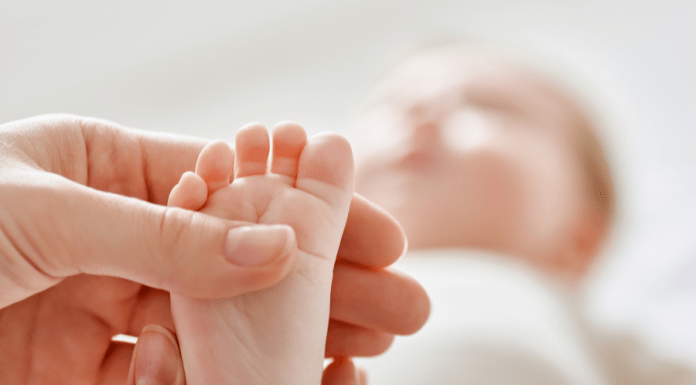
[353,49,589,263]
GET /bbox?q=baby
[350,42,616,384]
[166,122,355,384]
[352,43,615,284]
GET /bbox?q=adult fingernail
[224,225,295,266]
[135,325,183,385]
[358,367,368,385]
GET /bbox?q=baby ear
[549,205,608,285]
[576,203,609,263]
[557,203,608,281]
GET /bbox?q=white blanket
[356,249,606,385]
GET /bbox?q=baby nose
[407,110,443,150]
[402,103,445,150]
[412,121,440,145]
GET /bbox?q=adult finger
[325,320,394,357]
[2,115,208,206]
[80,115,208,206]
[1,173,298,306]
[126,325,185,385]
[330,263,430,335]
[97,343,134,385]
[127,288,175,336]
[322,357,366,385]
[337,194,406,269]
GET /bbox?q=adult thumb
[127,325,185,385]
[12,176,298,301]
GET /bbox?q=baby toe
[270,122,308,182]
[235,123,270,178]
[168,171,208,210]
[296,133,355,208]
[195,140,234,194]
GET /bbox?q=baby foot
[168,122,354,385]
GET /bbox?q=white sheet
[355,249,606,385]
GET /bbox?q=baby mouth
[396,151,437,173]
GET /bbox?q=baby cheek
[455,151,527,239]
[517,149,581,253]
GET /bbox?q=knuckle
[154,206,211,293]
[0,187,63,297]
[156,206,195,260]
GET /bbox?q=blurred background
[3,0,696,382]
[2,1,695,219]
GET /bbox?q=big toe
[296,133,354,208]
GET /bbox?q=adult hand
[0,115,429,384]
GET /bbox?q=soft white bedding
[355,243,696,384]
[355,249,606,385]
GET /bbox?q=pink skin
[168,122,355,385]
[0,114,427,385]
[353,48,603,281]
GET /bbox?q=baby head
[352,43,614,283]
